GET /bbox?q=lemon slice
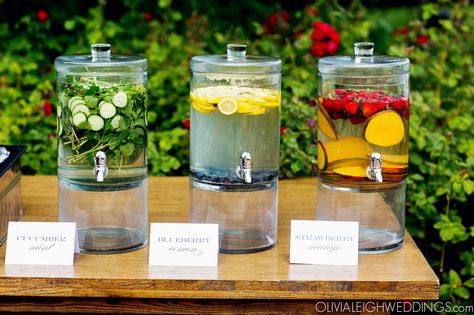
[218,98,238,115]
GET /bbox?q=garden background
[0,0,473,307]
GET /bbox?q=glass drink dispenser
[316,42,409,253]
[55,44,148,253]
[189,44,281,253]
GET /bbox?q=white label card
[290,220,359,266]
[5,222,77,265]
[149,223,218,267]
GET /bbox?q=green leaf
[85,85,100,96]
[439,284,452,299]
[64,20,76,31]
[464,278,474,288]
[440,228,454,241]
[453,286,470,299]
[449,270,462,287]
[463,180,474,195]
[120,143,135,157]
[158,0,171,8]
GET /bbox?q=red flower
[310,28,326,42]
[182,118,190,129]
[326,40,338,55]
[294,30,302,39]
[394,27,410,37]
[49,133,55,139]
[416,35,430,46]
[310,42,327,57]
[310,21,340,57]
[280,127,288,136]
[328,30,341,45]
[143,12,153,22]
[43,101,52,116]
[36,10,48,23]
[280,11,290,21]
[263,11,290,34]
[313,22,335,36]
[306,7,318,17]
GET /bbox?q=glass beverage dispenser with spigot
[55,44,148,253]
[316,42,409,253]
[189,44,281,253]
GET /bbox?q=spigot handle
[93,151,108,182]
[239,152,252,184]
[366,152,383,183]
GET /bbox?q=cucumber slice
[88,115,104,131]
[69,98,86,111]
[68,96,82,107]
[72,104,90,116]
[112,91,127,108]
[99,102,116,119]
[72,112,87,126]
[110,115,122,129]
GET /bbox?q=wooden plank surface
[0,176,439,301]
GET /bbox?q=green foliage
[387,1,474,306]
[0,0,473,307]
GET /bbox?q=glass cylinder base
[58,177,148,254]
[316,180,405,254]
[189,177,277,254]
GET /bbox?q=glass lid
[191,44,281,74]
[55,43,147,73]
[318,42,409,75]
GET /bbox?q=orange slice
[317,106,338,139]
[317,141,328,170]
[333,166,367,178]
[318,137,370,171]
[364,110,404,147]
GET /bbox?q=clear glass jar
[55,44,148,253]
[189,44,281,253]
[316,42,409,253]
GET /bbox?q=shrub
[0,0,472,306]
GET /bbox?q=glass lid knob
[354,42,374,57]
[91,43,112,62]
[227,44,247,61]
[354,42,374,63]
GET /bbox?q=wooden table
[0,176,439,314]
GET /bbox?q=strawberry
[358,91,370,100]
[335,89,346,96]
[402,98,410,119]
[330,111,343,120]
[391,99,403,112]
[368,91,382,101]
[349,115,366,125]
[376,101,386,111]
[332,99,344,112]
[344,101,359,115]
[344,91,357,100]
[362,102,378,117]
[322,98,333,112]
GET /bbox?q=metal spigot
[366,152,383,183]
[237,152,252,184]
[0,147,10,164]
[93,151,108,182]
